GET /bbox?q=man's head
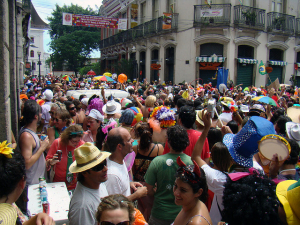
[179,106,196,129]
[64,100,77,117]
[69,142,111,186]
[105,127,133,159]
[167,125,190,152]
[22,99,41,125]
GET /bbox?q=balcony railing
[296,18,300,36]
[194,4,231,27]
[22,0,31,11]
[234,5,265,30]
[267,12,295,35]
[100,14,179,49]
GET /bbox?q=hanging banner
[163,13,172,30]
[199,62,221,70]
[131,4,138,28]
[200,9,223,17]
[62,13,72,26]
[118,19,128,30]
[62,13,126,29]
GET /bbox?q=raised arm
[133,94,143,110]
[192,111,211,168]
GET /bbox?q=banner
[62,13,72,26]
[163,13,172,30]
[62,13,126,29]
[131,4,138,28]
[200,9,223,17]
[259,60,267,75]
[118,19,128,30]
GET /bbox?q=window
[32,62,36,70]
[30,50,34,57]
[167,0,175,13]
[141,2,146,23]
[272,0,283,13]
[30,37,34,43]
[152,0,159,18]
[240,0,253,7]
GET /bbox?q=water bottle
[40,187,48,202]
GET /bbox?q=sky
[31,0,102,58]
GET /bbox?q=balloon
[118,73,127,83]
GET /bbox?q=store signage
[200,8,223,17]
[151,64,161,70]
[199,62,221,70]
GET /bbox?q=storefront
[268,48,285,84]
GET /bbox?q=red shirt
[46,138,85,190]
[163,129,210,159]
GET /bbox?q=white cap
[81,98,89,106]
[42,89,53,101]
[88,109,104,122]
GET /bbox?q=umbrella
[92,76,114,82]
[63,75,72,81]
[87,70,96,76]
[103,72,112,77]
[251,96,279,107]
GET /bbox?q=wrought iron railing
[194,4,231,27]
[100,13,179,49]
[234,5,265,30]
[296,18,300,36]
[267,12,295,35]
[22,0,31,11]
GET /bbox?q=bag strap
[133,144,156,178]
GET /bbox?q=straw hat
[0,203,17,225]
[195,109,207,126]
[69,142,111,173]
[286,122,300,146]
[287,106,300,123]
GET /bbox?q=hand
[135,186,148,198]
[130,181,143,191]
[202,110,212,128]
[132,94,138,100]
[50,154,59,166]
[101,87,105,97]
[269,154,281,179]
[36,213,55,225]
[40,136,49,151]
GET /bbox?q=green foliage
[47,4,101,76]
[79,62,101,76]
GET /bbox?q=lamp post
[37,51,41,82]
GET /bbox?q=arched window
[30,50,34,57]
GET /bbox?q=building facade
[99,0,300,87]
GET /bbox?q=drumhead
[259,138,289,161]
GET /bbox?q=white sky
[31,0,102,57]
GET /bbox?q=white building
[99,0,300,87]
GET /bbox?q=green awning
[269,61,288,66]
[195,56,226,63]
[237,58,258,64]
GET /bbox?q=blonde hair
[145,95,156,107]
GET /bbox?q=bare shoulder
[19,131,34,143]
[188,215,211,225]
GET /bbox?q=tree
[79,62,101,76]
[47,4,101,76]
[112,59,136,81]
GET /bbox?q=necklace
[67,147,74,158]
[279,169,296,174]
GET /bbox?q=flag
[259,60,267,75]
[205,0,212,6]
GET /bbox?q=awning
[237,58,258,64]
[195,56,226,63]
[269,61,288,66]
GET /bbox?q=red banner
[72,14,119,29]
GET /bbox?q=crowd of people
[1,73,300,225]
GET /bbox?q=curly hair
[175,166,208,202]
[167,125,189,152]
[96,194,135,225]
[60,125,84,146]
[0,149,26,199]
[179,106,196,129]
[221,172,280,225]
[134,122,153,150]
[56,109,72,126]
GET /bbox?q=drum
[258,134,291,164]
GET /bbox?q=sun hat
[0,203,18,225]
[286,122,300,146]
[42,89,53,101]
[195,109,207,126]
[223,116,276,168]
[119,109,135,125]
[102,100,121,115]
[121,98,132,108]
[276,179,300,225]
[287,106,300,123]
[248,104,266,117]
[88,109,104,122]
[81,97,89,107]
[240,104,250,113]
[69,142,111,173]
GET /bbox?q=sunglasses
[91,160,107,172]
[100,222,130,225]
[68,107,76,111]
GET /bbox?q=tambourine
[258,134,291,164]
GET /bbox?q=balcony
[100,14,179,49]
[194,4,231,28]
[234,5,265,30]
[296,18,300,36]
[267,12,295,36]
